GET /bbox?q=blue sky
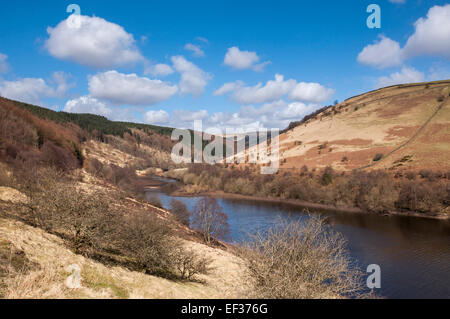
[0,0,449,130]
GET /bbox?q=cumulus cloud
[289,82,335,103]
[88,70,178,105]
[214,74,334,105]
[377,67,424,88]
[202,100,313,131]
[276,102,309,120]
[0,72,71,104]
[215,74,296,104]
[173,109,208,122]
[64,96,112,117]
[0,53,9,73]
[171,56,210,96]
[224,47,270,71]
[357,36,403,69]
[403,4,450,59]
[144,63,174,77]
[165,98,316,131]
[45,15,143,68]
[184,43,205,57]
[358,5,450,69]
[144,110,170,124]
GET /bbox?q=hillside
[277,80,450,172]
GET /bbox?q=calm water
[146,181,450,299]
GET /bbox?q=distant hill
[276,80,450,172]
[4,98,174,138]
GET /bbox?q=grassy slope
[0,216,246,299]
[278,80,450,171]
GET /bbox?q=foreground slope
[278,80,450,172]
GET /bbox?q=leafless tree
[191,197,230,245]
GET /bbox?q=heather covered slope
[278,80,450,172]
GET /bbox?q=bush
[241,216,365,299]
[373,153,383,162]
[169,199,191,226]
[147,194,163,208]
[21,168,116,254]
[116,212,177,277]
[405,171,416,180]
[419,169,434,181]
[173,248,211,280]
[84,158,104,177]
[320,166,334,186]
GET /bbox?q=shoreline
[169,190,449,221]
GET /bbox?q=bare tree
[191,197,230,245]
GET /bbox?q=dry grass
[264,81,450,171]
[0,216,248,299]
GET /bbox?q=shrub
[419,169,434,181]
[169,199,191,226]
[242,216,365,299]
[173,248,211,280]
[147,194,163,208]
[320,166,334,186]
[373,153,383,162]
[84,158,104,177]
[405,171,416,180]
[21,169,116,254]
[117,211,178,277]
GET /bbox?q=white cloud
[276,102,309,120]
[358,5,450,69]
[171,56,210,96]
[357,36,403,69]
[0,72,71,104]
[216,74,296,104]
[377,67,424,88]
[403,5,450,59]
[88,70,178,105]
[144,110,170,124]
[173,109,208,122]
[45,15,143,68]
[289,82,335,103]
[215,74,334,105]
[166,98,316,131]
[64,96,112,117]
[184,43,205,57]
[224,47,270,71]
[145,63,174,77]
[0,53,9,73]
[213,81,243,96]
[196,37,209,43]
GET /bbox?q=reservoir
[146,179,450,299]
